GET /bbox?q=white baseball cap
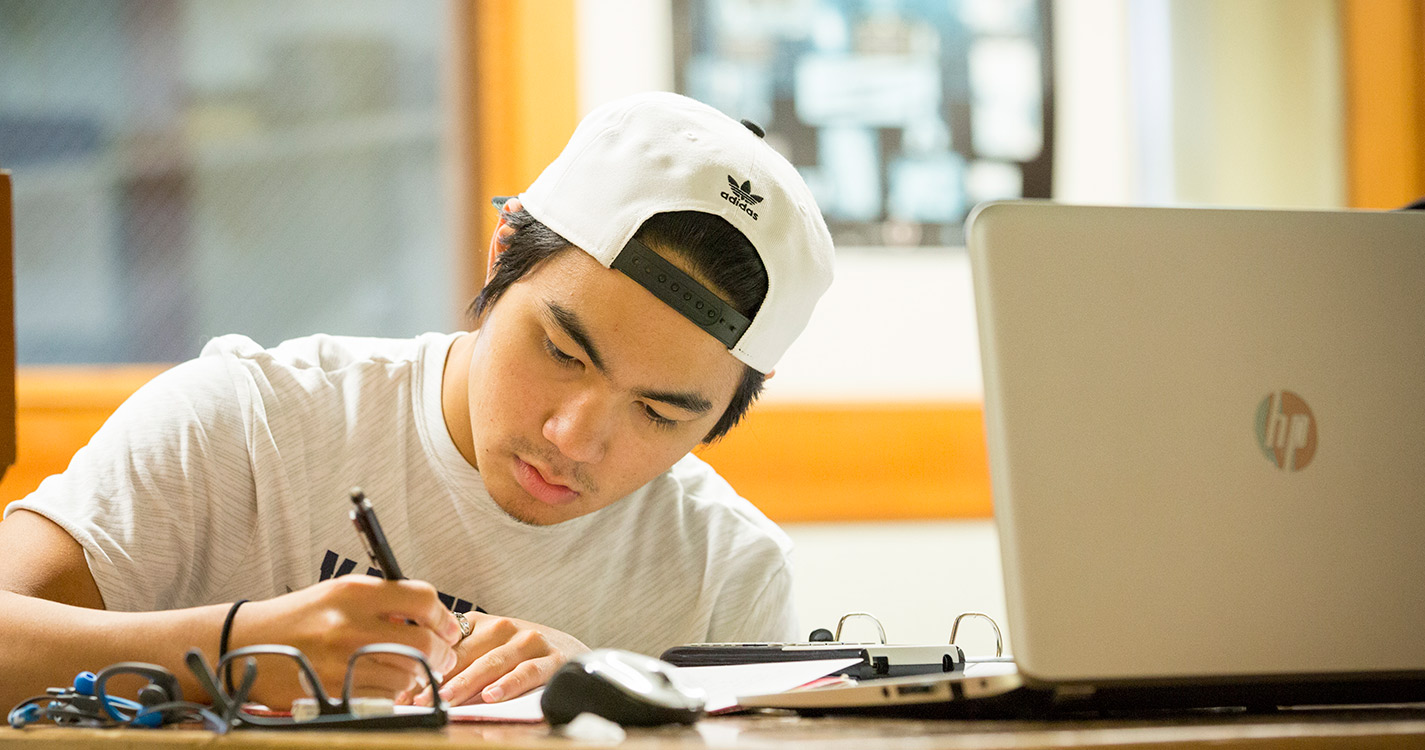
[519,91,835,373]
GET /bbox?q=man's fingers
[397,674,439,706]
[410,627,460,676]
[348,615,458,677]
[480,657,556,703]
[345,658,424,698]
[326,575,462,646]
[385,581,462,646]
[429,662,494,706]
[403,613,579,706]
[462,614,520,653]
[334,577,462,667]
[439,642,520,705]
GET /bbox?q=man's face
[464,247,745,525]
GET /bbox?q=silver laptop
[744,201,1425,715]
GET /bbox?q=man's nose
[543,390,612,465]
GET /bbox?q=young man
[0,92,834,711]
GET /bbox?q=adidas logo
[727,176,763,205]
[721,175,762,220]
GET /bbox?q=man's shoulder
[198,332,458,374]
[649,454,793,554]
[181,332,461,426]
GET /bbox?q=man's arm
[0,509,228,710]
[0,509,463,712]
[0,510,104,608]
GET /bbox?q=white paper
[677,658,863,712]
[437,657,862,723]
[447,690,546,722]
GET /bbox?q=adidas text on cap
[518,92,835,373]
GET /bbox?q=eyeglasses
[185,643,448,730]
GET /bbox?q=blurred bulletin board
[675,0,1053,248]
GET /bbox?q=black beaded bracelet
[219,599,249,694]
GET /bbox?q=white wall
[575,0,674,113]
[575,0,1346,650]
[769,249,981,403]
[1053,0,1140,204]
[1165,0,1344,208]
[1050,0,1344,210]
[786,520,1009,655]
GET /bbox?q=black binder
[661,612,1003,680]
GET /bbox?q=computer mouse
[540,649,706,727]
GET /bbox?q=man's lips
[513,457,580,506]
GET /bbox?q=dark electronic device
[8,662,222,731]
[540,649,706,727]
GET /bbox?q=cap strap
[610,237,750,348]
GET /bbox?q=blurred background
[1,0,1420,654]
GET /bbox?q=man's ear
[486,197,522,278]
[764,369,775,381]
[490,215,513,279]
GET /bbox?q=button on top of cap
[740,119,766,138]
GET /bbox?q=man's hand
[233,576,463,707]
[414,612,588,706]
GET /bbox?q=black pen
[349,487,405,580]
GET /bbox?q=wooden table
[4,708,1425,749]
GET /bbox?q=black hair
[468,208,769,443]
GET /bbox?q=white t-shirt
[5,333,798,653]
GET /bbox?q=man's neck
[441,332,480,469]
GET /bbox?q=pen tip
[349,487,366,503]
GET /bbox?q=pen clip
[348,487,404,580]
[351,512,381,571]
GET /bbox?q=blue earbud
[7,702,42,728]
[73,671,96,695]
[128,708,163,728]
[93,662,181,725]
[10,663,181,729]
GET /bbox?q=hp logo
[1255,391,1317,471]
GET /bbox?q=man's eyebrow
[545,302,605,372]
[544,301,714,417]
[633,387,713,416]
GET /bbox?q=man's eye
[642,404,677,429]
[543,338,577,365]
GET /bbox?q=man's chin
[490,488,584,526]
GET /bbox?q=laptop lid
[968,202,1425,701]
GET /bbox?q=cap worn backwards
[518,91,835,374]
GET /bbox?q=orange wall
[696,402,992,522]
[0,366,168,504]
[448,0,580,312]
[1341,0,1425,208]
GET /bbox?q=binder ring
[950,612,1003,657]
[832,612,887,644]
